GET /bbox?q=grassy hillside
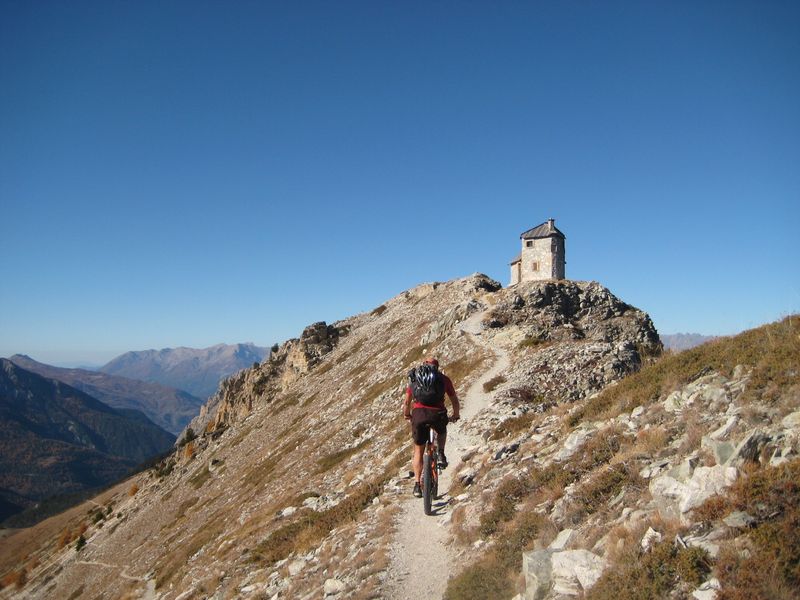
[445,315,799,600]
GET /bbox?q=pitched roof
[520,219,565,240]
[509,253,521,265]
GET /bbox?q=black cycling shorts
[411,408,448,445]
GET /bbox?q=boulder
[781,410,800,429]
[650,465,737,518]
[551,550,607,594]
[548,528,576,551]
[723,511,755,529]
[679,466,738,513]
[727,430,771,466]
[641,527,662,551]
[701,436,736,465]
[709,416,738,440]
[522,550,553,600]
[555,428,594,461]
[323,579,346,596]
[691,577,721,600]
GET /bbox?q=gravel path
[384,311,509,600]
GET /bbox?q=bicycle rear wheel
[422,452,433,515]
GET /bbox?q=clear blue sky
[1,1,798,365]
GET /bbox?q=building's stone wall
[511,233,565,285]
[510,262,521,286]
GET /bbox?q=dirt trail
[385,311,509,599]
[76,560,156,599]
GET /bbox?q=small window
[531,262,539,272]
[526,240,533,248]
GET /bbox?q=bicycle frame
[422,428,440,515]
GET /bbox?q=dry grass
[562,463,638,525]
[443,351,489,385]
[448,426,629,598]
[0,569,27,590]
[482,375,507,393]
[677,407,705,454]
[183,440,196,460]
[573,315,800,424]
[317,439,371,473]
[189,465,212,490]
[714,458,800,598]
[446,510,548,600]
[156,522,224,588]
[489,412,537,440]
[632,426,670,456]
[589,541,710,599]
[128,484,139,497]
[251,452,406,568]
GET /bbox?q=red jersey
[406,373,456,410]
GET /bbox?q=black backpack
[408,363,445,406]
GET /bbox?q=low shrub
[589,541,710,599]
[482,375,506,393]
[563,464,633,525]
[444,556,515,600]
[714,458,800,598]
[370,304,388,317]
[489,412,536,440]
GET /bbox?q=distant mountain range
[660,333,717,351]
[99,343,271,399]
[9,355,204,435]
[0,359,174,522]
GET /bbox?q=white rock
[664,391,686,413]
[631,406,645,419]
[288,559,305,576]
[281,506,297,518]
[551,549,607,592]
[548,528,576,551]
[240,584,257,593]
[709,416,738,440]
[692,577,721,600]
[781,410,800,430]
[679,466,738,513]
[324,578,346,595]
[522,550,552,600]
[555,428,593,461]
[641,527,662,551]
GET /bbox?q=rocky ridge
[1,276,795,600]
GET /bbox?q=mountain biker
[403,357,460,498]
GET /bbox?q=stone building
[509,219,566,285]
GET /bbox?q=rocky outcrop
[186,321,344,435]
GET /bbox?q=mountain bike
[422,428,441,515]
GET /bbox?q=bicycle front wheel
[422,452,433,515]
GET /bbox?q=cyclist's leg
[410,410,432,485]
[412,442,424,484]
[433,411,449,464]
